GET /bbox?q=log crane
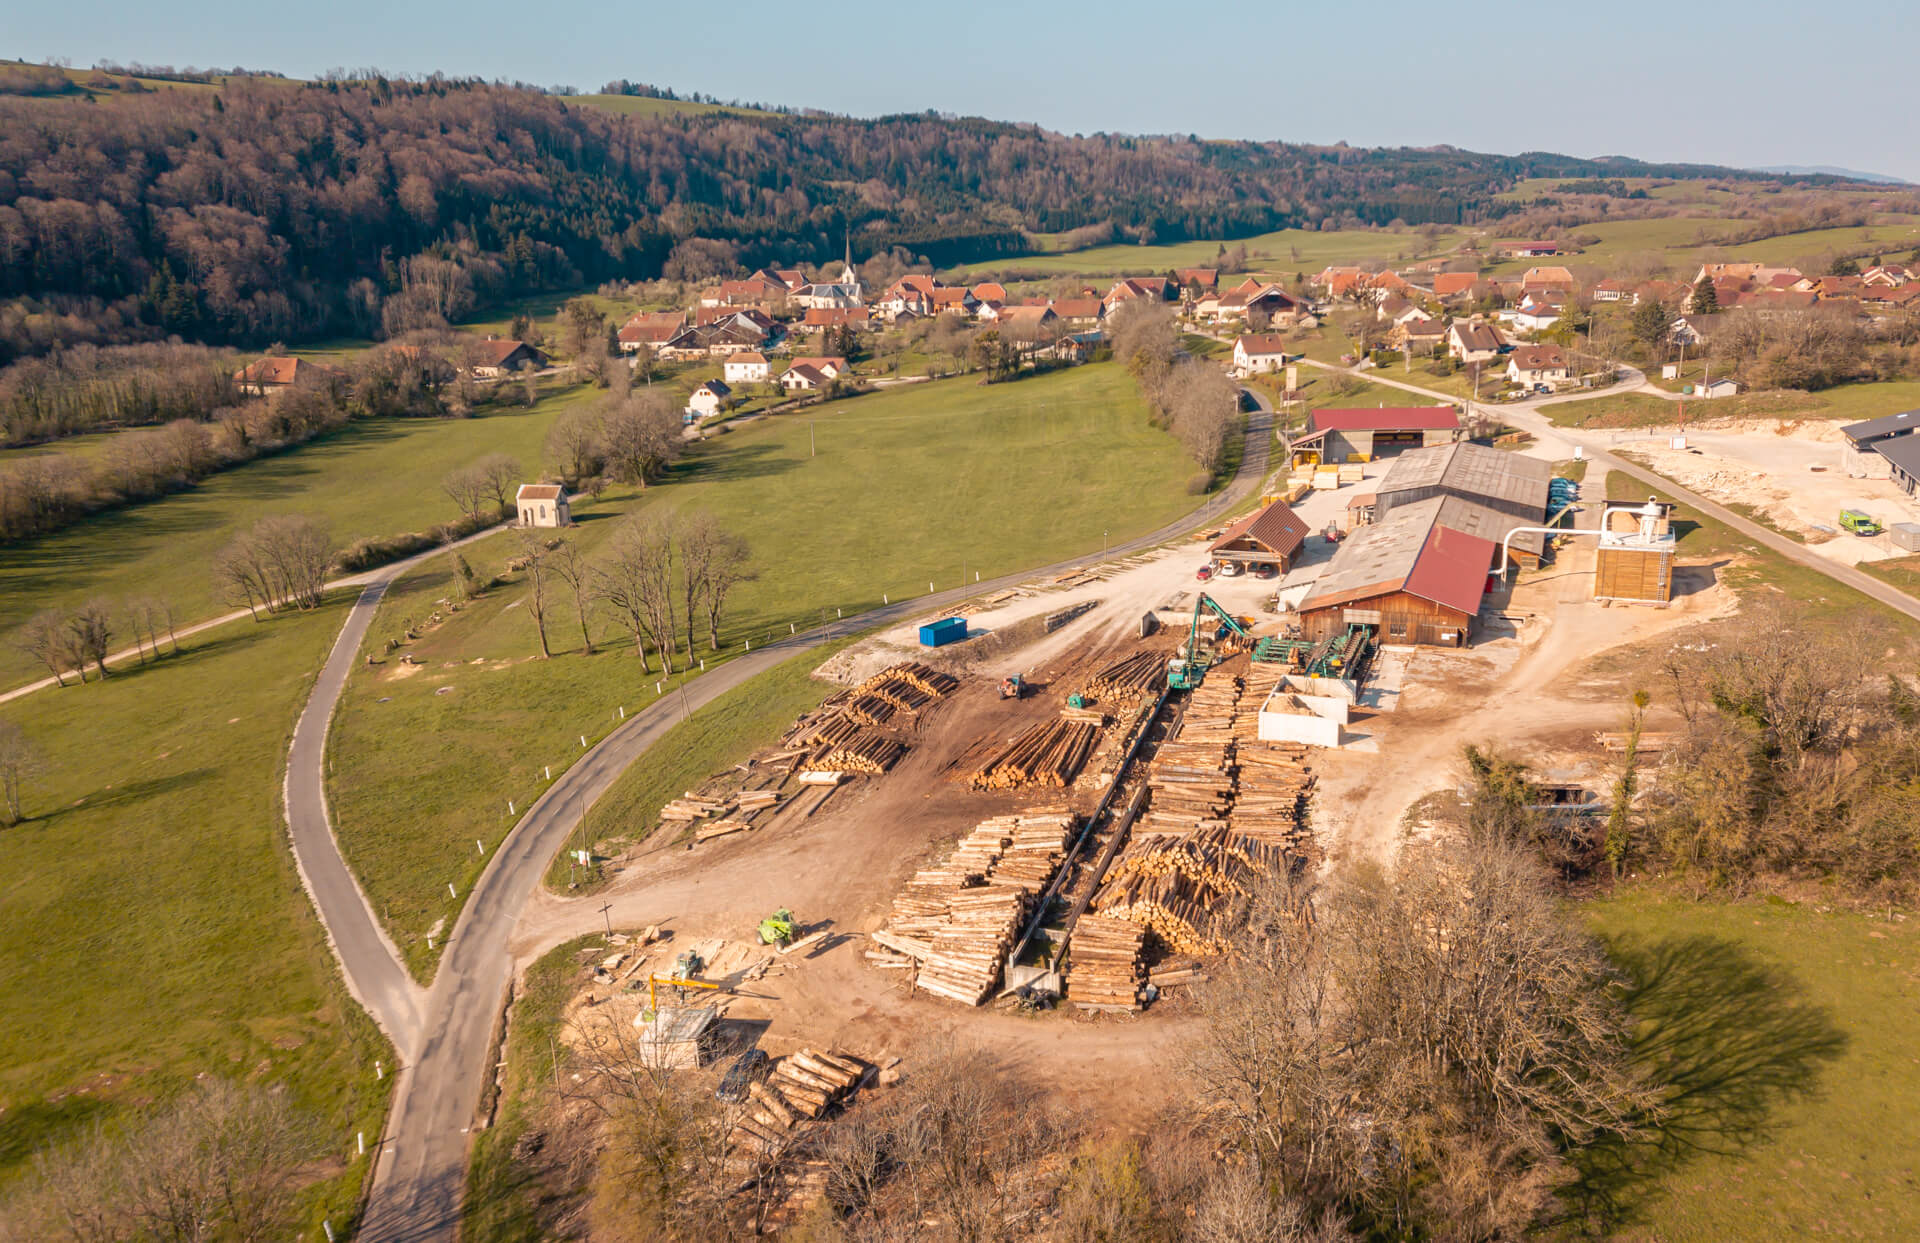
[1167,594,1249,690]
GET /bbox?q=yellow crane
[644,973,727,1021]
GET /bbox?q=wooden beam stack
[968,719,1099,790]
[1064,915,1146,1008]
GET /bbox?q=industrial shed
[1372,441,1553,524]
[1287,406,1461,467]
[1208,500,1311,572]
[1296,498,1496,647]
[1840,409,1920,481]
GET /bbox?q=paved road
[1296,358,1920,625]
[324,408,1270,1240]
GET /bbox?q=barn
[1207,499,1311,573]
[1372,441,1553,524]
[1296,498,1495,647]
[1287,406,1461,467]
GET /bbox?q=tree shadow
[1557,933,1848,1233]
[0,1094,114,1170]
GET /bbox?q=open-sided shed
[1287,406,1461,467]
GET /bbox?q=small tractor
[1840,509,1883,537]
[757,908,797,948]
[1000,673,1025,700]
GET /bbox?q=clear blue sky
[14,0,1914,180]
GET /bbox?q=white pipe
[1499,499,1667,581]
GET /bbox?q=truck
[1840,509,1883,536]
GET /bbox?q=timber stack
[1177,673,1242,746]
[1139,739,1234,834]
[842,694,898,727]
[855,662,961,715]
[727,1046,873,1157]
[869,812,1073,1004]
[817,732,906,775]
[1082,650,1166,702]
[968,719,1100,789]
[1064,915,1146,1008]
[1230,742,1316,854]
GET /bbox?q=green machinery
[757,909,796,947]
[1253,625,1376,682]
[1066,692,1088,709]
[1168,594,1250,690]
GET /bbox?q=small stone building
[516,483,570,528]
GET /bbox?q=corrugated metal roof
[1841,409,1920,444]
[1375,442,1552,513]
[1871,432,1920,477]
[1298,497,1494,616]
[1307,406,1460,433]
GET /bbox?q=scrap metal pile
[868,811,1075,1004]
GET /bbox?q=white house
[779,363,830,391]
[1697,377,1739,399]
[1506,304,1562,333]
[1505,344,1569,390]
[723,351,770,385]
[516,483,570,528]
[1232,333,1289,376]
[1448,321,1505,364]
[688,379,732,417]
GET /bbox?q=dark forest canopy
[0,74,1788,360]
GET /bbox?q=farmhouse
[1287,405,1461,467]
[1207,499,1310,573]
[1504,241,1559,257]
[1232,333,1289,376]
[1104,276,1172,308]
[1432,272,1480,300]
[1176,267,1220,292]
[688,379,732,417]
[994,304,1061,340]
[723,351,770,385]
[1505,343,1569,389]
[1297,497,1493,647]
[515,483,570,528]
[1050,298,1105,329]
[1448,321,1506,364]
[617,312,685,353]
[803,307,872,332]
[1520,265,1575,292]
[970,282,1008,304]
[789,355,848,380]
[470,340,548,378]
[232,355,340,394]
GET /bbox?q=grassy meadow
[1580,890,1919,1240]
[326,363,1201,977]
[0,386,594,690]
[1541,378,1920,431]
[0,600,390,1229]
[951,226,1465,280]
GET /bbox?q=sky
[13,0,1916,180]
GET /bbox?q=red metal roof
[1403,524,1496,615]
[1308,406,1460,433]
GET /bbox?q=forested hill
[0,74,1759,359]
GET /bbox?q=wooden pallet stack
[729,1047,872,1156]
[1083,651,1167,701]
[817,732,906,774]
[1064,915,1146,1008]
[968,719,1100,789]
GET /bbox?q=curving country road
[287,407,1270,1240]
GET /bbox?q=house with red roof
[1232,333,1290,376]
[617,311,686,353]
[723,351,770,385]
[1102,276,1171,310]
[232,355,343,394]
[1432,272,1480,300]
[969,282,1008,304]
[1287,405,1461,467]
[1505,343,1569,390]
[469,339,549,378]
[802,307,872,332]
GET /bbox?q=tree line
[1108,300,1240,484]
[0,71,1782,363]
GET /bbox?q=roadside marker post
[579,735,587,748]
[375,1061,383,1079]
[544,766,550,780]
[324,1221,335,1243]
[507,799,515,816]
[448,883,457,899]
[357,1132,365,1156]
[475,839,485,856]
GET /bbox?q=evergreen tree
[1691,274,1718,314]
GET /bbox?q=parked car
[1253,565,1278,580]
[716,1049,770,1102]
[1217,561,1244,577]
[1195,564,1213,581]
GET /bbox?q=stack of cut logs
[802,714,866,749]
[1091,827,1255,955]
[1083,651,1167,701]
[728,1047,872,1157]
[968,719,1099,789]
[1177,673,1242,746]
[660,794,729,822]
[859,661,961,701]
[817,733,906,775]
[869,812,1072,1004]
[1139,740,1234,834]
[842,694,897,727]
[1239,665,1285,741]
[1064,915,1146,1007]
[1231,743,1316,853]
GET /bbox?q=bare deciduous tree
[15,610,75,686]
[599,391,683,488]
[593,513,680,673]
[476,453,523,519]
[545,406,606,486]
[68,601,113,681]
[515,530,553,659]
[549,537,596,656]
[441,464,489,527]
[0,718,42,826]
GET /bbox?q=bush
[1186,471,1213,495]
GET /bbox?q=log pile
[817,732,906,774]
[1230,743,1316,851]
[1178,674,1242,746]
[871,813,1073,1004]
[660,795,729,822]
[1083,651,1167,701]
[801,714,866,749]
[728,1047,872,1155]
[1140,740,1234,833]
[842,694,898,727]
[968,719,1099,790]
[1064,915,1146,1008]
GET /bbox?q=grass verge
[0,602,391,1231]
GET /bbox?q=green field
[951,227,1465,280]
[1580,890,1919,1240]
[1483,215,1920,278]
[327,363,1201,977]
[0,387,592,690]
[0,600,390,1229]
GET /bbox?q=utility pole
[600,902,615,938]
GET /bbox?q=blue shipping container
[919,617,968,647]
